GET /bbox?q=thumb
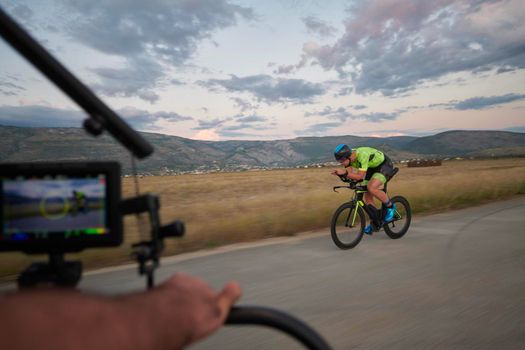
[216,281,241,321]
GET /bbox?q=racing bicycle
[330,170,411,249]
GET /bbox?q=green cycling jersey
[348,147,385,172]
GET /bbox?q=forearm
[0,275,240,350]
[343,169,365,181]
[0,289,184,350]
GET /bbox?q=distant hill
[404,130,525,156]
[1,126,524,174]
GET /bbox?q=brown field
[1,158,524,280]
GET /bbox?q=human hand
[144,273,241,348]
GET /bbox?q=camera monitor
[0,162,122,253]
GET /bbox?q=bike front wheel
[330,203,365,249]
[383,195,411,239]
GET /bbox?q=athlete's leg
[367,175,396,223]
[363,192,375,206]
[367,178,389,204]
[363,192,380,231]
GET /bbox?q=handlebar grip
[226,305,332,350]
[159,220,185,238]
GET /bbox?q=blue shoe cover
[384,203,397,223]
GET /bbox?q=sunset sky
[0,0,524,140]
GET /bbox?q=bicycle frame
[333,179,393,228]
[333,183,368,228]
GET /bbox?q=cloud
[0,104,191,130]
[300,0,525,96]
[217,130,263,138]
[305,106,353,121]
[235,114,267,123]
[357,112,399,122]
[305,106,399,122]
[450,93,525,110]
[420,93,525,111]
[203,74,325,103]
[118,106,193,129]
[53,0,254,101]
[170,78,186,86]
[59,0,254,63]
[296,122,341,136]
[273,56,309,75]
[89,57,164,103]
[231,97,259,112]
[0,105,86,127]
[193,113,272,135]
[224,114,273,131]
[337,86,354,96]
[302,16,337,37]
[192,118,229,130]
[0,90,16,97]
[11,4,33,21]
[0,76,26,97]
[191,112,273,137]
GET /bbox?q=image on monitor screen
[1,175,108,241]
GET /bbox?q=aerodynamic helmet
[334,144,352,161]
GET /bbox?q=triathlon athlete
[331,144,396,234]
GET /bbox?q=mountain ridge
[1,125,524,174]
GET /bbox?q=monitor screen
[0,162,122,253]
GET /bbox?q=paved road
[22,197,525,349]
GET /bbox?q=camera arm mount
[17,253,82,289]
[120,194,185,289]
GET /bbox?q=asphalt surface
[7,196,525,349]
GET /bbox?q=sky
[0,0,524,141]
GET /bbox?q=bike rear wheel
[383,195,411,239]
[330,203,365,249]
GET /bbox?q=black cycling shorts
[365,155,395,183]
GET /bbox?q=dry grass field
[1,158,524,280]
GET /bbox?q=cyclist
[72,190,87,214]
[331,144,396,235]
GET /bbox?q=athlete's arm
[344,169,366,181]
[331,168,366,181]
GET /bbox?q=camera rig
[121,194,185,289]
[0,7,331,349]
[13,193,185,289]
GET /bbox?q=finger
[215,281,241,320]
